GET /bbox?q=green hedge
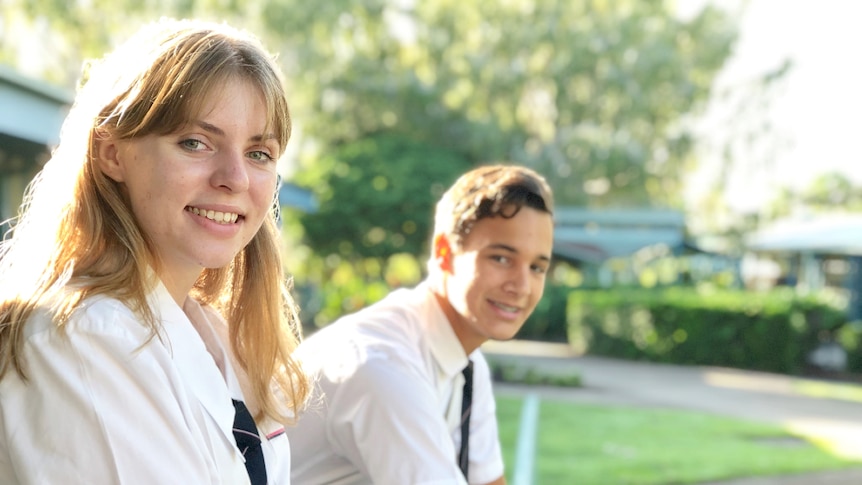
[516,284,571,342]
[520,285,849,375]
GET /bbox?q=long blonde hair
[0,18,308,423]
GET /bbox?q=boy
[289,165,555,484]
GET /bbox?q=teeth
[189,207,239,224]
[494,301,518,312]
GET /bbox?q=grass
[490,361,583,388]
[792,378,862,404]
[495,396,861,484]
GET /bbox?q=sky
[683,0,862,214]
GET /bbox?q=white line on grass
[512,392,540,485]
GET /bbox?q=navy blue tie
[232,399,267,485]
[458,361,474,479]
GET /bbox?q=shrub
[566,286,847,374]
[516,284,571,342]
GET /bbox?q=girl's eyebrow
[195,120,224,136]
[194,120,277,143]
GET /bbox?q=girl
[0,18,308,484]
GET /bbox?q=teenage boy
[289,165,555,485]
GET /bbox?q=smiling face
[435,206,554,354]
[96,77,279,302]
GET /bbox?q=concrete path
[481,339,862,485]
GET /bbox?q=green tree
[262,0,737,208]
[297,132,471,259]
[764,172,862,221]
[0,0,270,83]
[803,172,862,209]
[3,1,739,206]
[4,0,739,211]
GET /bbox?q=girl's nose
[211,150,249,193]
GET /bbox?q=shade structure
[747,214,862,256]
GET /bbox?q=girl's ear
[95,132,126,182]
[433,233,454,273]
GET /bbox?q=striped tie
[232,399,268,485]
[458,360,474,479]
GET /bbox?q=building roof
[552,208,687,264]
[747,214,862,255]
[0,64,72,146]
[278,182,318,213]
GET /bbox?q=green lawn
[496,396,860,484]
[792,378,862,404]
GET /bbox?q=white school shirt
[0,281,291,484]
[288,282,504,485]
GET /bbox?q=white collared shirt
[288,282,504,485]
[0,281,291,484]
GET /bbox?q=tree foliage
[766,172,862,221]
[261,0,737,208]
[2,0,741,272]
[296,132,471,259]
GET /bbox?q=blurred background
[3,1,862,482]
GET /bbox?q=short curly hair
[432,164,554,250]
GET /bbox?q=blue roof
[0,64,72,146]
[552,208,687,263]
[278,182,317,213]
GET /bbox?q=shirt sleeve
[465,352,506,484]
[325,354,469,485]
[0,303,221,484]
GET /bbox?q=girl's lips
[186,206,241,224]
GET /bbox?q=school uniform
[0,281,290,484]
[288,282,504,485]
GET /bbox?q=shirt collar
[420,282,470,379]
[146,278,238,448]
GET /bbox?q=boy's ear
[95,132,126,183]
[433,233,454,273]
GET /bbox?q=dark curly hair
[432,164,554,250]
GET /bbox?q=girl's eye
[491,255,509,264]
[531,264,548,275]
[179,138,206,151]
[248,150,275,163]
